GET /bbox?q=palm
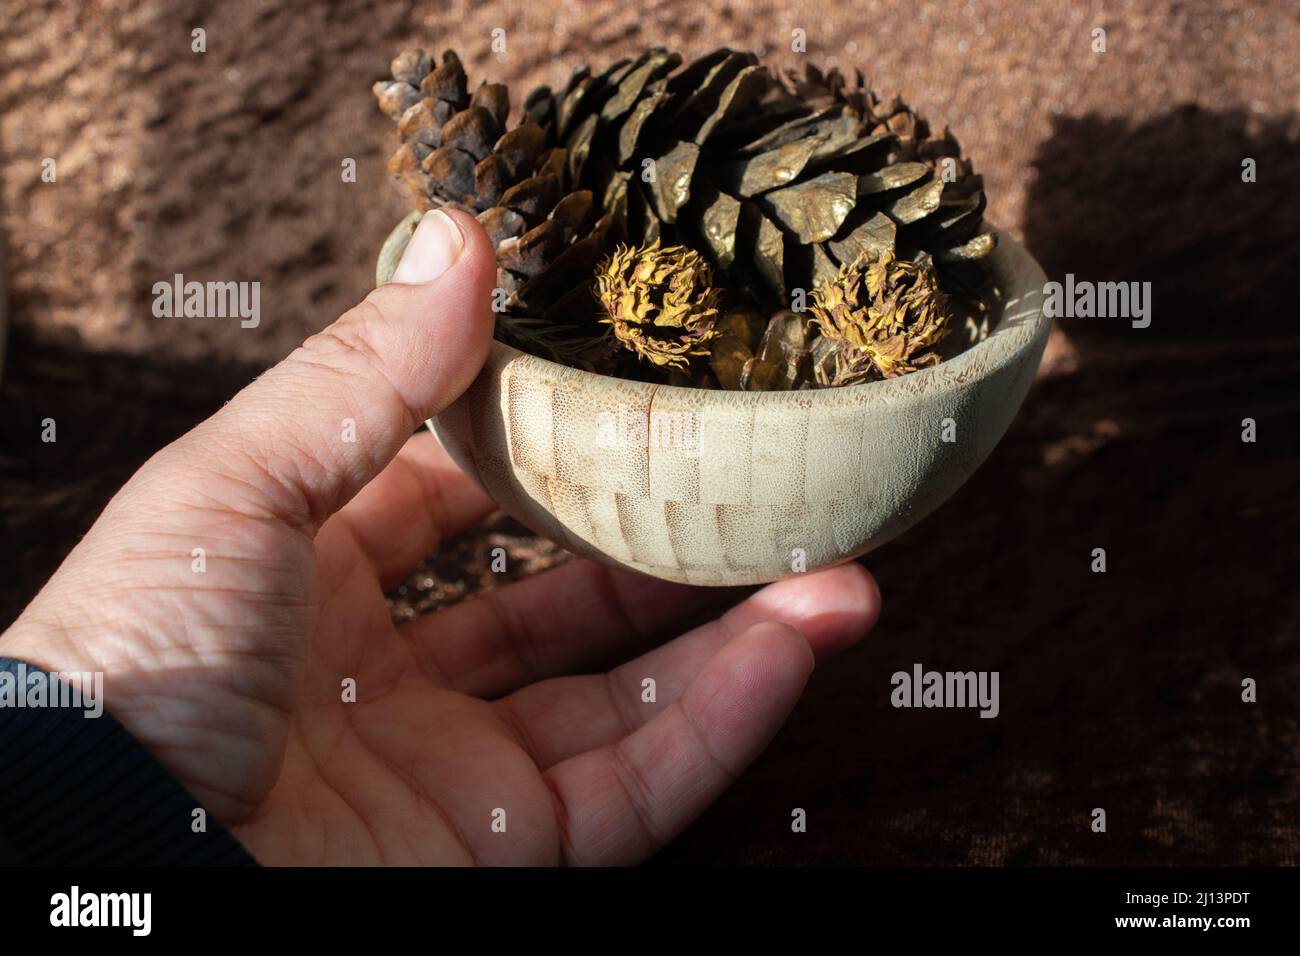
[226,433,877,865]
[234,522,566,865]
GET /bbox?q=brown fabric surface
[2,0,1297,864]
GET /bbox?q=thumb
[172,207,496,531]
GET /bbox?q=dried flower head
[809,250,952,385]
[595,241,725,370]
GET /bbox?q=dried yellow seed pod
[594,240,725,370]
[809,249,952,385]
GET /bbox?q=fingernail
[391,209,466,284]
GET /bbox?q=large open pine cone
[375,46,995,379]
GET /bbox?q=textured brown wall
[2,0,1298,863]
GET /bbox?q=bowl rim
[380,216,1050,408]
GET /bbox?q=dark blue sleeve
[0,657,257,865]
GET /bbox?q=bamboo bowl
[377,216,1050,585]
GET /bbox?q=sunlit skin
[1,211,880,865]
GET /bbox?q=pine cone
[540,48,996,308]
[710,310,818,391]
[809,249,951,384]
[374,49,615,367]
[595,241,723,370]
[374,46,995,385]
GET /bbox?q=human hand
[1,209,880,865]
